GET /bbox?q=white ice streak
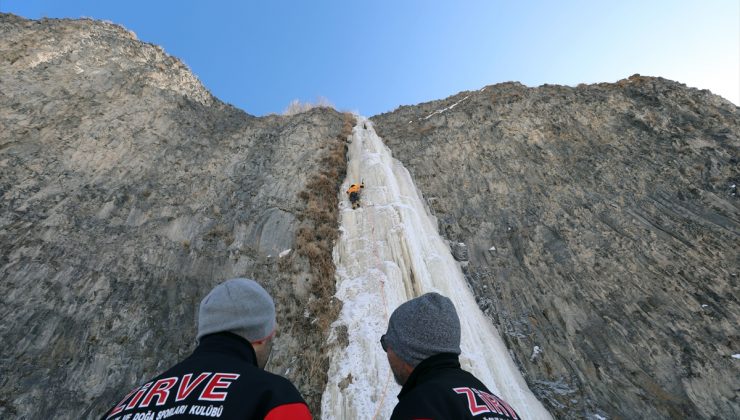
[732,354,740,359]
[423,95,470,120]
[321,116,551,419]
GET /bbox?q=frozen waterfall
[320,117,551,419]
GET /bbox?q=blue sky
[3,1,738,116]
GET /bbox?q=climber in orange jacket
[346,182,365,209]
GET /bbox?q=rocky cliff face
[3,13,739,420]
[371,78,739,418]
[0,14,350,418]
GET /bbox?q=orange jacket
[346,183,364,194]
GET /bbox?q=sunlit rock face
[371,78,739,419]
[0,13,346,418]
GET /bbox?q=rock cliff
[2,12,739,420]
[0,14,350,418]
[371,78,739,418]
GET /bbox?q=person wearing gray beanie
[198,278,277,346]
[383,292,461,368]
[381,292,521,419]
[102,278,312,420]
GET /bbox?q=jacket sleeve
[264,402,312,419]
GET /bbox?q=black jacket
[102,332,311,420]
[391,353,521,420]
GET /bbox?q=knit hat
[384,292,461,367]
[197,278,276,342]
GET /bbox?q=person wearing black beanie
[381,292,521,419]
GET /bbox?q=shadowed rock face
[371,79,739,418]
[0,14,346,418]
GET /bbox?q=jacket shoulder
[260,370,305,399]
[257,372,311,419]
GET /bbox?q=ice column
[321,116,551,419]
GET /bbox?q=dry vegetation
[277,112,354,413]
[297,113,354,328]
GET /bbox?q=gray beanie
[197,278,276,342]
[384,292,461,367]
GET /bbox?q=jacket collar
[398,353,461,399]
[194,331,258,367]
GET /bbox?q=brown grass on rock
[280,112,354,414]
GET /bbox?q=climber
[381,293,521,419]
[346,181,364,209]
[101,278,312,420]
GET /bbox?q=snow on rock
[321,116,551,419]
[451,241,469,261]
[278,248,291,258]
[423,95,470,120]
[732,354,740,359]
[531,345,543,361]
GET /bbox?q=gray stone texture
[1,14,345,418]
[3,12,740,420]
[372,78,739,419]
